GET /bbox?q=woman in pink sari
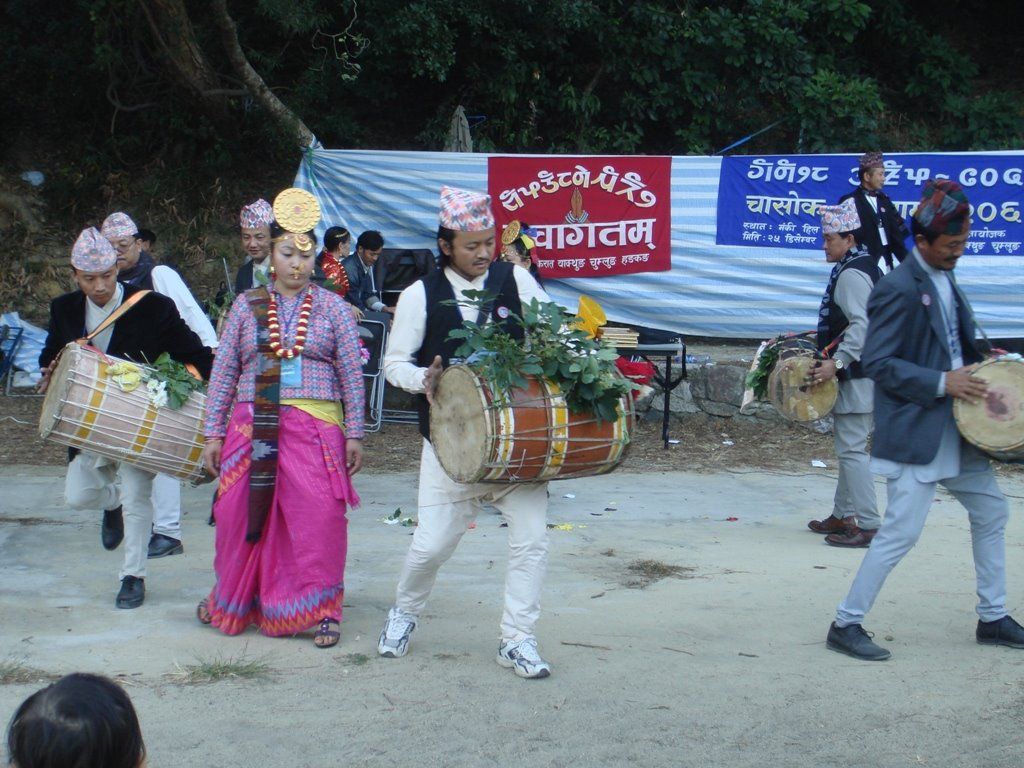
[199,189,364,648]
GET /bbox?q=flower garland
[268,287,314,359]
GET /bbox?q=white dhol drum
[430,364,634,484]
[39,343,209,483]
[954,356,1024,463]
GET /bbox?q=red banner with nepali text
[487,156,672,278]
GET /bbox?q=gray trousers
[65,452,156,580]
[832,412,880,529]
[835,460,1009,627]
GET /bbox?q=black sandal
[196,598,213,625]
[313,617,340,649]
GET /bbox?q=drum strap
[77,290,152,346]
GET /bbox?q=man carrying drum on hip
[806,199,882,547]
[378,186,553,679]
[39,229,213,609]
[826,179,1024,661]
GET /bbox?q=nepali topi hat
[820,198,861,236]
[72,227,118,272]
[439,185,495,232]
[858,152,884,171]
[239,198,274,229]
[913,178,971,236]
[100,212,138,241]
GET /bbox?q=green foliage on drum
[445,293,634,423]
[746,343,780,401]
[149,353,207,410]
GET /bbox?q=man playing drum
[827,179,1024,660]
[378,186,553,679]
[101,211,218,559]
[39,228,213,609]
[806,199,882,547]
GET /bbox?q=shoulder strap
[79,289,152,344]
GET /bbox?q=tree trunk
[137,0,231,128]
[209,0,317,149]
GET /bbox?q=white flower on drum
[146,378,169,408]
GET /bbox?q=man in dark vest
[378,186,552,679]
[806,199,882,547]
[839,152,910,272]
[39,228,213,610]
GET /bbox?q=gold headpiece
[273,188,321,235]
[501,220,522,245]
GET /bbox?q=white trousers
[65,452,156,580]
[832,412,880,529]
[151,474,182,538]
[394,440,550,642]
[836,459,1008,627]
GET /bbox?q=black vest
[817,252,880,379]
[416,262,524,440]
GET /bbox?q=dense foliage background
[1,0,1021,319]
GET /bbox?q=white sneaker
[496,637,551,679]
[377,606,417,658]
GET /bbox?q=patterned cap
[239,198,274,230]
[914,178,971,235]
[858,152,884,170]
[71,227,118,272]
[820,198,861,236]
[439,185,495,231]
[100,212,138,241]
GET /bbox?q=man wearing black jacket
[839,152,910,272]
[40,228,213,609]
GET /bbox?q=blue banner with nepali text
[716,154,1024,257]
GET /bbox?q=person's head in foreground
[6,673,146,768]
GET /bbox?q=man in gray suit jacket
[827,179,1024,661]
[806,199,882,547]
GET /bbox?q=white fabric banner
[295,149,1023,339]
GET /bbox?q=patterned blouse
[204,284,365,439]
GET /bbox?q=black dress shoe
[115,576,145,609]
[977,615,1024,648]
[101,506,124,551]
[826,622,891,661]
[147,533,184,559]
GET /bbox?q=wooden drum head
[430,365,491,483]
[768,356,837,422]
[954,357,1024,461]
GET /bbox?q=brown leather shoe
[825,527,877,548]
[808,515,853,534]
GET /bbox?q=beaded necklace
[267,286,314,359]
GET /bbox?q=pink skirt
[206,403,359,636]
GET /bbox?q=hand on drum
[346,438,363,475]
[806,359,836,385]
[36,361,56,395]
[203,439,223,477]
[946,365,988,403]
[423,355,444,405]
